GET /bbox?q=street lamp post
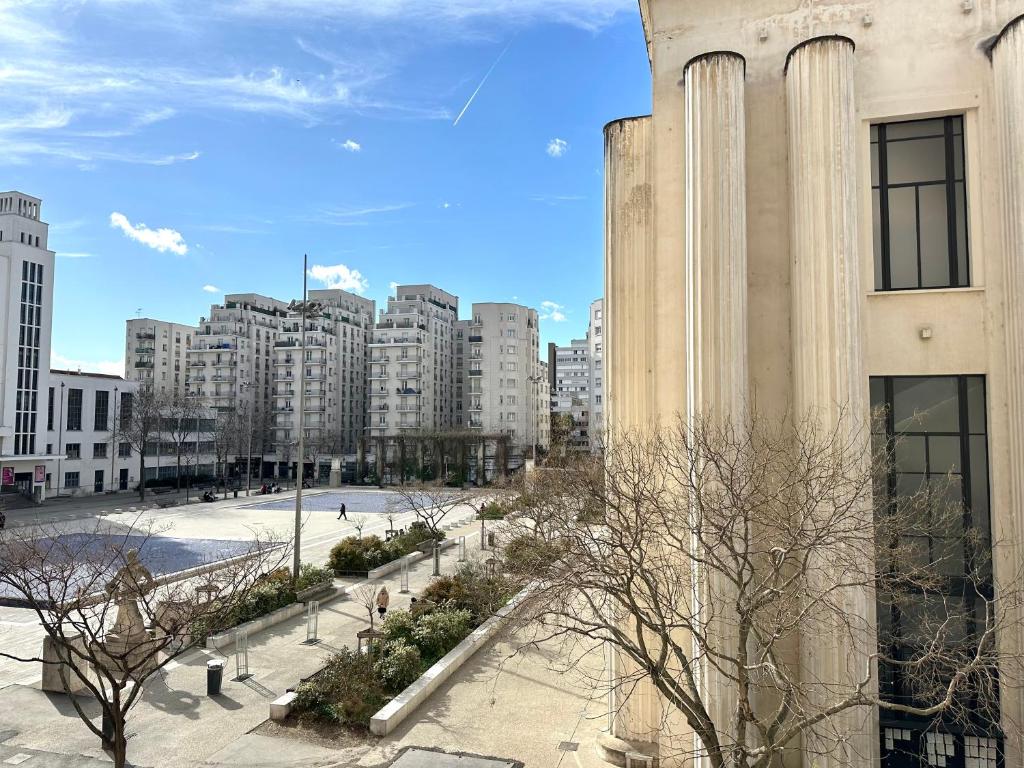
[239,382,254,496]
[110,386,118,493]
[288,255,324,582]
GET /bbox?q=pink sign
[34,465,45,484]
[1,467,13,486]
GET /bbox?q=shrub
[294,648,385,725]
[296,563,334,592]
[421,562,516,623]
[380,609,417,645]
[421,574,470,609]
[374,639,422,693]
[192,577,296,641]
[412,607,473,663]
[503,534,563,578]
[477,501,506,520]
[328,535,384,573]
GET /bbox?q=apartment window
[65,388,83,430]
[47,386,54,430]
[118,442,131,458]
[871,116,969,290]
[64,472,80,489]
[871,375,996,738]
[93,442,107,458]
[120,392,133,423]
[94,390,109,431]
[66,443,81,459]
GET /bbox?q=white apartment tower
[550,336,591,450]
[0,192,55,500]
[272,288,374,468]
[458,303,548,457]
[124,318,197,397]
[366,285,458,438]
[187,294,288,419]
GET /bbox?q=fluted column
[605,116,655,433]
[991,16,1024,765]
[601,115,662,758]
[683,50,748,753]
[786,35,874,767]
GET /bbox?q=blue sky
[0,0,651,374]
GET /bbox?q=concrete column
[991,16,1024,765]
[605,116,655,433]
[786,35,874,767]
[684,50,748,755]
[601,115,661,763]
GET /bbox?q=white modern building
[550,336,592,451]
[272,288,374,479]
[46,370,136,495]
[457,302,548,459]
[366,284,459,438]
[0,192,55,502]
[124,318,196,397]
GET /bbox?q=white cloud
[546,138,568,158]
[305,203,414,226]
[57,251,92,258]
[309,263,369,293]
[339,139,361,152]
[202,284,220,293]
[531,193,584,205]
[540,300,567,322]
[110,212,189,255]
[389,281,399,292]
[51,351,125,377]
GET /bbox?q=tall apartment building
[587,299,604,449]
[272,288,374,477]
[187,293,287,418]
[604,3,1024,765]
[456,303,547,458]
[550,337,591,451]
[124,318,197,397]
[0,192,55,501]
[366,285,458,438]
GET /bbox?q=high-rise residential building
[588,299,604,449]
[272,288,374,479]
[0,192,55,501]
[366,284,458,438]
[550,337,591,451]
[604,3,1024,766]
[456,303,547,459]
[187,293,288,417]
[124,318,197,397]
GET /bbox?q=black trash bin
[207,659,225,695]
[233,489,239,498]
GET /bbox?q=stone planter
[296,580,334,603]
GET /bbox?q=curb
[366,538,458,580]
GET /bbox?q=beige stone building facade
[605,1,1024,765]
[124,318,196,397]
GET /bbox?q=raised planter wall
[205,602,305,650]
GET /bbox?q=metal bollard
[400,558,410,593]
[305,600,320,644]
[207,659,224,695]
[458,535,466,562]
[235,632,249,679]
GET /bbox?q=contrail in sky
[452,38,514,127]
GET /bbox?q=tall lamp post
[239,381,254,496]
[110,386,118,493]
[288,255,323,581]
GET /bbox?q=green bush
[296,563,334,591]
[192,577,296,641]
[380,609,417,646]
[327,526,443,575]
[412,607,473,663]
[477,501,507,520]
[503,534,563,578]
[293,648,385,726]
[421,561,517,623]
[374,639,422,693]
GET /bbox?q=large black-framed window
[871,116,969,291]
[871,375,1000,765]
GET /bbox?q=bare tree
[352,514,367,540]
[0,519,289,768]
[117,386,164,501]
[211,409,239,497]
[354,582,379,630]
[163,392,202,491]
[511,413,1022,768]
[387,483,482,540]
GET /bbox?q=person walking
[337,502,347,520]
[376,586,390,620]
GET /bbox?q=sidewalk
[0,518,489,768]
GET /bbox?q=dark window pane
[928,435,961,473]
[969,435,990,534]
[871,124,879,141]
[873,189,883,290]
[919,184,950,287]
[951,115,963,135]
[895,435,927,472]
[871,142,879,186]
[887,136,947,184]
[967,377,986,434]
[885,119,945,140]
[888,187,919,289]
[870,377,886,411]
[954,135,964,179]
[955,182,968,285]
[892,377,959,432]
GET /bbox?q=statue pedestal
[596,732,660,767]
[94,630,159,681]
[41,634,89,694]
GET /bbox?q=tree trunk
[112,718,127,768]
[138,450,146,500]
[176,449,182,491]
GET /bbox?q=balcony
[370,356,391,363]
[468,335,483,343]
[369,373,389,380]
[372,336,423,346]
[274,339,298,348]
[274,358,295,366]
[398,422,421,430]
[274,389,295,397]
[135,346,155,354]
[135,331,156,340]
[468,420,483,429]
[370,404,390,412]
[469,403,483,411]
[397,354,422,362]
[469,369,483,377]
[396,404,418,412]
[398,371,421,380]
[188,360,206,367]
[210,375,236,383]
[273,373,293,380]
[304,404,326,412]
[396,388,422,396]
[134,360,153,369]
[305,373,326,381]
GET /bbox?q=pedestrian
[376,586,390,620]
[337,502,347,521]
